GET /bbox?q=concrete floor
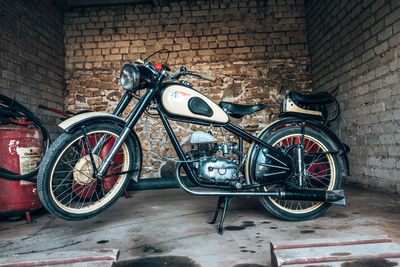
[0,184,399,267]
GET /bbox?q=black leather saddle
[219,101,265,118]
[290,91,334,105]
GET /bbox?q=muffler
[277,188,346,206]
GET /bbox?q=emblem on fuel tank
[169,90,191,101]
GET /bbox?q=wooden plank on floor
[270,235,400,267]
[0,249,119,267]
[271,235,392,250]
[287,258,400,267]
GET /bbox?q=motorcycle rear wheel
[259,126,342,221]
[38,123,136,220]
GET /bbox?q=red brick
[101,49,111,55]
[112,35,121,41]
[120,47,129,54]
[86,55,104,62]
[233,47,251,53]
[98,42,114,48]
[104,54,122,61]
[115,41,130,47]
[198,49,215,56]
[83,29,99,36]
[111,48,120,54]
[209,42,217,49]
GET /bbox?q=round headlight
[120,64,140,91]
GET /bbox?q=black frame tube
[157,108,199,185]
[112,92,133,116]
[157,108,235,189]
[223,122,287,158]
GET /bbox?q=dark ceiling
[55,0,159,10]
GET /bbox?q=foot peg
[209,196,232,235]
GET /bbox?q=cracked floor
[0,185,399,266]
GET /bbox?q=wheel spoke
[59,158,92,181]
[52,171,73,191]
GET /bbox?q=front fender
[59,112,125,133]
[59,112,142,182]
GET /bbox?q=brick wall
[306,0,400,193]
[0,0,65,138]
[64,0,312,178]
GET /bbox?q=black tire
[37,123,139,220]
[258,126,342,221]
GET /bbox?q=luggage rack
[278,86,340,125]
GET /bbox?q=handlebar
[194,72,216,82]
[167,70,216,82]
[141,50,216,83]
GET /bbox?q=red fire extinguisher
[0,94,50,223]
[0,121,43,222]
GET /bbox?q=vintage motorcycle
[37,50,349,234]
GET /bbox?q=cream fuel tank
[160,84,229,124]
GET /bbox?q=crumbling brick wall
[306,0,400,193]
[64,0,312,178]
[0,0,65,138]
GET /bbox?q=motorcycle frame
[93,80,294,196]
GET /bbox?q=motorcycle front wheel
[38,123,138,220]
[259,126,342,221]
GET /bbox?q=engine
[187,131,243,186]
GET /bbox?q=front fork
[296,121,306,187]
[93,87,157,179]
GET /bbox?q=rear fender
[258,117,349,176]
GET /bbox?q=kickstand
[124,189,131,198]
[208,196,232,235]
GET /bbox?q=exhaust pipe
[278,188,346,206]
[128,177,196,191]
[172,165,345,205]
